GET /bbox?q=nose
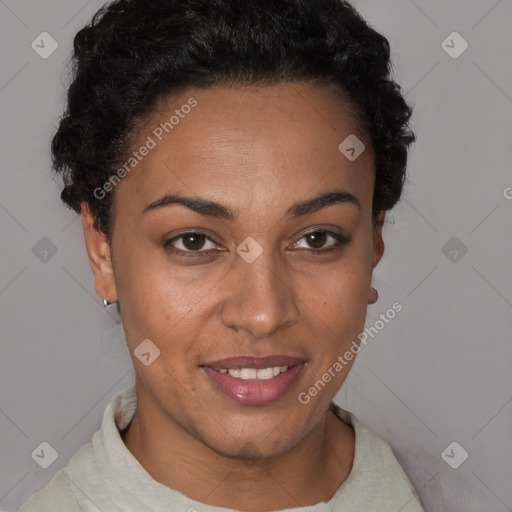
[219,247,300,339]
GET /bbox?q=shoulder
[17,386,137,512]
[329,403,425,511]
[17,440,97,512]
[17,467,80,512]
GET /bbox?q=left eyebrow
[141,189,361,221]
[285,190,361,218]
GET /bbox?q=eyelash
[163,230,351,258]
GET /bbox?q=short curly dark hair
[52,0,415,241]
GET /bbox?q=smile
[201,356,305,406]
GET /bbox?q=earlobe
[80,202,118,303]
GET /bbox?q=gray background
[1,0,511,510]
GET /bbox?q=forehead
[116,82,374,210]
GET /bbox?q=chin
[205,437,296,461]
[195,418,305,461]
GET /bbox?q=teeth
[221,366,289,380]
[256,367,274,380]
[240,368,257,380]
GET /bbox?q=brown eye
[181,233,207,251]
[305,231,327,249]
[292,230,352,252]
[164,232,218,255]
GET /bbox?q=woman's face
[84,81,384,458]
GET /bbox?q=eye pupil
[307,231,326,249]
[183,233,206,250]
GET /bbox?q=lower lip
[202,364,304,406]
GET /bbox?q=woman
[19,0,422,510]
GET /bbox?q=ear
[372,210,386,269]
[80,202,118,303]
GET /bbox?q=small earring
[103,298,109,307]
[368,286,379,304]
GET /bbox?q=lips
[200,355,306,406]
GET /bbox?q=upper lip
[201,355,306,370]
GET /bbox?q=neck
[121,396,354,511]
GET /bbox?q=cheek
[315,275,369,351]
[115,245,206,323]
[114,252,220,372]
[301,251,372,355]
[306,248,371,311]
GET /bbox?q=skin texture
[81,81,385,511]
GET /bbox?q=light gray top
[18,385,424,512]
